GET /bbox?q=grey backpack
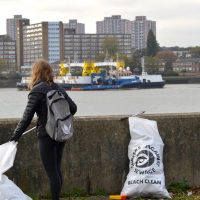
[45,90,73,142]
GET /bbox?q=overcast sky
[0,0,199,47]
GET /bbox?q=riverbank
[0,78,20,88]
[163,75,200,84]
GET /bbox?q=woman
[10,59,77,200]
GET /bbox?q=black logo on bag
[134,150,155,168]
[130,145,161,174]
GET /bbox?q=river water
[0,84,199,118]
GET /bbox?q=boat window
[143,79,146,83]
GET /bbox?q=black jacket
[11,81,77,141]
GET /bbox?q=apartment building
[14,16,156,71]
[16,19,30,68]
[64,32,131,62]
[96,15,156,50]
[96,15,132,34]
[64,19,85,34]
[20,22,64,66]
[0,35,16,71]
[6,15,30,41]
[132,16,156,49]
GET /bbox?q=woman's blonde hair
[29,59,53,89]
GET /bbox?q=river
[0,84,199,118]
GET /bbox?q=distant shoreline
[0,78,20,88]
[163,76,200,84]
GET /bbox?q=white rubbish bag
[0,127,36,181]
[0,127,36,200]
[0,141,17,181]
[121,117,170,199]
[0,175,32,200]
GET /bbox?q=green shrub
[162,70,179,76]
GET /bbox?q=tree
[95,53,106,62]
[102,37,119,58]
[144,56,162,74]
[0,59,7,73]
[156,50,177,72]
[146,30,159,57]
[125,50,143,74]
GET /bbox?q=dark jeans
[38,136,65,200]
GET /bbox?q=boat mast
[67,56,71,75]
[141,57,147,76]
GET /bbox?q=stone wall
[0,113,200,196]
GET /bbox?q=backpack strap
[48,90,65,115]
[47,90,58,100]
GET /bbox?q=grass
[30,180,200,200]
[168,179,190,193]
[170,193,200,200]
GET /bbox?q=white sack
[121,117,170,199]
[0,175,32,200]
[0,141,17,181]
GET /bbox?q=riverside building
[173,58,200,73]
[64,19,85,34]
[6,15,30,41]
[15,16,155,70]
[0,35,16,71]
[132,16,156,49]
[20,22,64,66]
[16,19,30,69]
[96,15,132,34]
[64,33,131,62]
[97,15,156,50]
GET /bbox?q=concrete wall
[0,113,200,196]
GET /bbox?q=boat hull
[139,81,165,88]
[16,82,28,91]
[16,81,165,90]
